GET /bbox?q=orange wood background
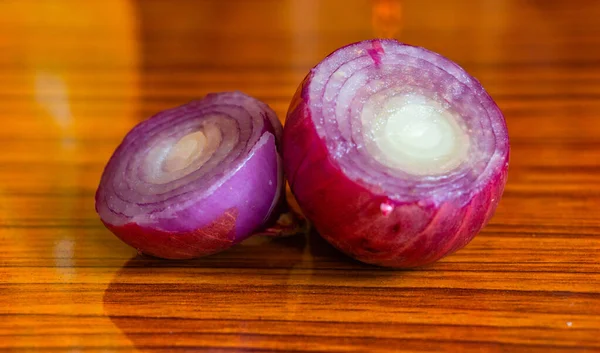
[1,0,599,351]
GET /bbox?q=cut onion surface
[96,91,295,259]
[283,39,509,268]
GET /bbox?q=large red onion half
[283,39,509,268]
[96,92,285,259]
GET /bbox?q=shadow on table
[103,231,399,351]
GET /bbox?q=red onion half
[96,92,285,259]
[283,39,509,268]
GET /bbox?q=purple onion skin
[283,40,509,268]
[96,92,283,260]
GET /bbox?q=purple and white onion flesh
[96,92,287,259]
[283,39,509,268]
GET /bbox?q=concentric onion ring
[96,91,284,259]
[283,39,509,268]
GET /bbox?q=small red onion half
[283,39,509,268]
[96,92,285,259]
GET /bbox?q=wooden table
[2,0,599,351]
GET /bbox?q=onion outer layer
[283,39,509,268]
[96,91,284,259]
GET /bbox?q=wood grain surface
[1,0,600,352]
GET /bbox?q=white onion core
[364,94,469,175]
[163,130,207,172]
[144,123,224,184]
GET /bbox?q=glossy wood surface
[1,0,600,352]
